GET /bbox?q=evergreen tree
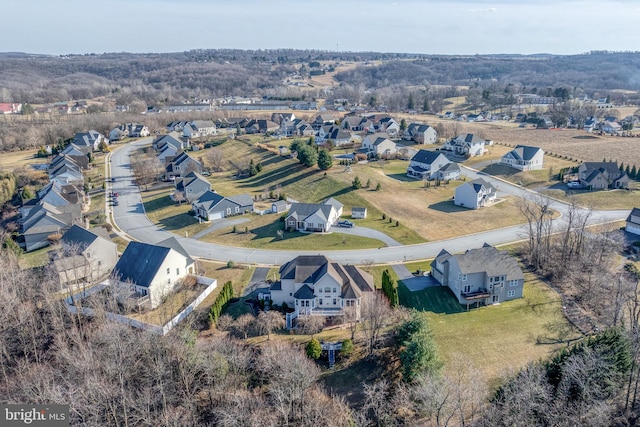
[352,176,362,189]
[423,97,430,112]
[317,149,333,170]
[631,165,637,179]
[305,338,322,359]
[407,93,415,110]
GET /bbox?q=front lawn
[141,188,210,236]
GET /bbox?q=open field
[0,148,47,172]
[541,187,640,210]
[399,272,582,381]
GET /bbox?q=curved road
[108,139,629,265]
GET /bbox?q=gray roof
[226,193,254,207]
[627,208,640,224]
[114,242,172,288]
[352,207,367,213]
[156,236,194,265]
[60,224,99,248]
[468,178,496,194]
[411,149,446,165]
[193,191,225,211]
[440,162,460,172]
[506,145,543,161]
[324,197,343,211]
[293,284,315,300]
[453,245,524,280]
[287,203,334,223]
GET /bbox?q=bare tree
[205,147,224,172]
[296,315,325,336]
[258,310,285,340]
[360,292,391,356]
[518,195,554,271]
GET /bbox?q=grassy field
[141,187,211,236]
[541,187,640,209]
[399,272,581,381]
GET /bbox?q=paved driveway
[330,225,402,247]
[242,267,271,297]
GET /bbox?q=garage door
[208,211,224,220]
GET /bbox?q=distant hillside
[0,49,639,105]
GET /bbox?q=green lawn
[541,187,640,210]
[399,273,581,380]
[142,189,210,236]
[18,246,51,269]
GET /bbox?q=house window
[235,206,239,213]
[333,298,337,305]
[508,290,516,297]
[325,287,331,293]
[463,285,471,293]
[319,299,323,305]
[176,268,180,275]
[319,288,323,293]
[489,284,493,290]
[462,275,467,281]
[333,288,337,293]
[510,280,518,287]
[168,278,171,284]
[227,208,231,215]
[167,268,170,274]
[295,300,298,306]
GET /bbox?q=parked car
[567,181,581,189]
[337,220,354,228]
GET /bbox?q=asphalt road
[109,140,629,266]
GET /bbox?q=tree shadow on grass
[159,212,198,231]
[386,173,415,182]
[428,200,468,213]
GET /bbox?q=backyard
[398,271,581,381]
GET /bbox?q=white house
[183,120,217,138]
[361,133,397,157]
[406,149,460,180]
[112,237,196,309]
[402,123,438,144]
[285,198,343,232]
[501,145,544,171]
[626,208,640,235]
[268,255,375,323]
[454,178,497,209]
[442,133,486,157]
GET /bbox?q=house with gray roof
[191,191,254,221]
[578,161,630,190]
[285,198,343,232]
[402,123,438,144]
[626,208,640,236]
[268,255,375,325]
[112,237,195,309]
[361,133,397,157]
[183,120,217,138]
[317,125,352,146]
[442,133,487,157]
[407,149,460,180]
[19,202,81,252]
[50,225,118,287]
[454,178,496,209]
[174,171,211,203]
[72,130,106,152]
[430,244,524,308]
[501,145,544,171]
[165,152,203,180]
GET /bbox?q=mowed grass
[399,272,581,381]
[200,212,387,250]
[541,187,640,210]
[141,187,210,236]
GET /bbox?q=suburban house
[402,123,438,144]
[48,161,84,186]
[50,225,118,287]
[109,123,150,140]
[406,150,460,180]
[285,198,343,232]
[351,207,367,219]
[112,237,196,309]
[153,134,186,153]
[72,130,107,152]
[375,116,400,137]
[602,120,622,134]
[19,202,80,252]
[182,120,217,138]
[500,145,545,171]
[430,244,525,308]
[454,178,497,209]
[174,171,211,203]
[191,191,254,221]
[626,208,640,235]
[361,134,397,157]
[33,181,86,213]
[317,125,352,146]
[58,144,90,169]
[280,118,315,137]
[245,119,279,134]
[342,116,372,132]
[268,255,375,323]
[313,114,337,129]
[442,133,487,157]
[578,161,630,190]
[165,152,203,180]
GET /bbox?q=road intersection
[107,139,629,266]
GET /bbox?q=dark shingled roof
[627,207,640,223]
[410,149,445,165]
[113,242,172,288]
[60,224,98,248]
[293,284,315,299]
[156,236,194,266]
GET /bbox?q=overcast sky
[3,0,639,56]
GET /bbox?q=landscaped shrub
[227,260,235,268]
[209,281,234,325]
[381,269,399,307]
[340,339,354,358]
[306,338,322,359]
